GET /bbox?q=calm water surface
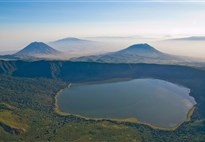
[58,79,196,128]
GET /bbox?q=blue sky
[0,0,205,50]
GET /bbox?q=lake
[57,79,196,128]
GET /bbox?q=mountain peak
[52,37,90,43]
[15,41,60,56]
[126,43,155,50]
[73,43,176,63]
[58,37,81,41]
[30,41,44,44]
[27,41,47,47]
[119,43,159,54]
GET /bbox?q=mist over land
[1,36,205,62]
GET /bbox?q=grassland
[0,102,28,134]
[0,111,28,133]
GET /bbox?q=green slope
[0,61,205,141]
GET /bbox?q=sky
[0,0,205,51]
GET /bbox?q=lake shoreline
[54,79,196,131]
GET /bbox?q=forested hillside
[0,60,205,141]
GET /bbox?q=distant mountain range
[0,41,192,64]
[171,36,205,41]
[71,43,182,64]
